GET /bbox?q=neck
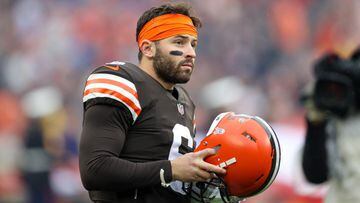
[139,59,174,90]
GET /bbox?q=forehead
[165,34,198,41]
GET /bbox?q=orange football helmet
[189,112,281,202]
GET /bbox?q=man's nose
[184,44,196,59]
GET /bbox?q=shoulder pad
[92,61,127,74]
[83,62,142,123]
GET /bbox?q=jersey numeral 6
[168,124,194,160]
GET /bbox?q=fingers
[199,161,226,175]
[195,169,212,181]
[194,149,226,175]
[171,149,227,182]
[195,148,216,159]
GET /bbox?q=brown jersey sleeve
[79,104,172,191]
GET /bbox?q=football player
[79,3,226,203]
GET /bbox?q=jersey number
[168,124,195,195]
[168,124,194,160]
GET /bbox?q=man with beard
[79,3,226,203]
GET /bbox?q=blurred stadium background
[1,0,360,202]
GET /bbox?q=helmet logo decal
[213,127,225,135]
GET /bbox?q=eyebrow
[174,35,197,42]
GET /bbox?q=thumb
[196,148,216,159]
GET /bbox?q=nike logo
[104,65,120,71]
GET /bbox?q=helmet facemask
[182,176,246,203]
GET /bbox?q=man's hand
[170,148,226,182]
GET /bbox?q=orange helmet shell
[195,112,281,198]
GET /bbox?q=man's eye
[175,41,183,45]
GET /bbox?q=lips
[182,63,193,68]
[181,61,194,68]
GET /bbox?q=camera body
[313,53,360,118]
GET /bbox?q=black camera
[312,50,360,118]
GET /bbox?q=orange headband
[137,13,198,48]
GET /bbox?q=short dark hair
[136,3,202,61]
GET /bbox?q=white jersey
[325,114,360,203]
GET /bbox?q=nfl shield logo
[177,103,184,115]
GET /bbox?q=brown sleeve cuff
[163,160,173,183]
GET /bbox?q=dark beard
[153,47,193,84]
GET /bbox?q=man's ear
[140,40,156,58]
